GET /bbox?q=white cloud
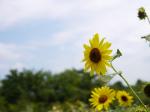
[0,0,125,30]
[0,0,72,30]
[0,0,150,31]
[0,43,21,60]
[12,62,24,70]
[0,0,150,83]
[0,42,36,77]
[28,31,75,47]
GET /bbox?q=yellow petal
[95,66,101,75]
[102,42,111,49]
[99,63,106,75]
[90,66,94,76]
[101,50,112,55]
[99,38,105,48]
[103,61,111,67]
[93,33,99,47]
[96,104,103,111]
[84,62,90,71]
[83,44,90,50]
[102,55,112,60]
[89,39,93,48]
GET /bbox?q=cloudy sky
[0,0,150,83]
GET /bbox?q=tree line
[0,69,149,111]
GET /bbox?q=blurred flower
[89,86,115,111]
[144,83,150,98]
[141,34,150,46]
[141,34,150,42]
[82,33,112,75]
[116,91,133,107]
[138,7,147,20]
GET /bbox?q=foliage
[0,69,149,112]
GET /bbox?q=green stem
[146,16,150,25]
[111,63,148,112]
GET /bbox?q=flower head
[89,86,115,111]
[83,33,112,75]
[144,83,150,98]
[116,90,133,107]
[138,7,147,20]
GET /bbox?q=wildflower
[116,90,133,107]
[89,86,115,111]
[138,7,147,20]
[82,33,112,75]
[144,83,150,98]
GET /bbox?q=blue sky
[0,0,150,83]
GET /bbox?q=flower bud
[138,7,147,20]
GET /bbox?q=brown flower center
[121,96,128,102]
[90,48,101,63]
[99,95,108,103]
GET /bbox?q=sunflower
[89,86,115,111]
[116,90,133,107]
[83,33,112,75]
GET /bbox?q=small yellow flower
[82,33,112,75]
[116,90,133,107]
[89,86,115,111]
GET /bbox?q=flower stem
[110,63,148,112]
[146,16,150,25]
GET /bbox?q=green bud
[138,7,147,20]
[112,49,122,61]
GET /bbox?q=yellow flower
[83,33,112,75]
[89,86,115,111]
[116,90,133,107]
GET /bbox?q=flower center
[90,48,101,63]
[121,96,128,102]
[99,95,107,103]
